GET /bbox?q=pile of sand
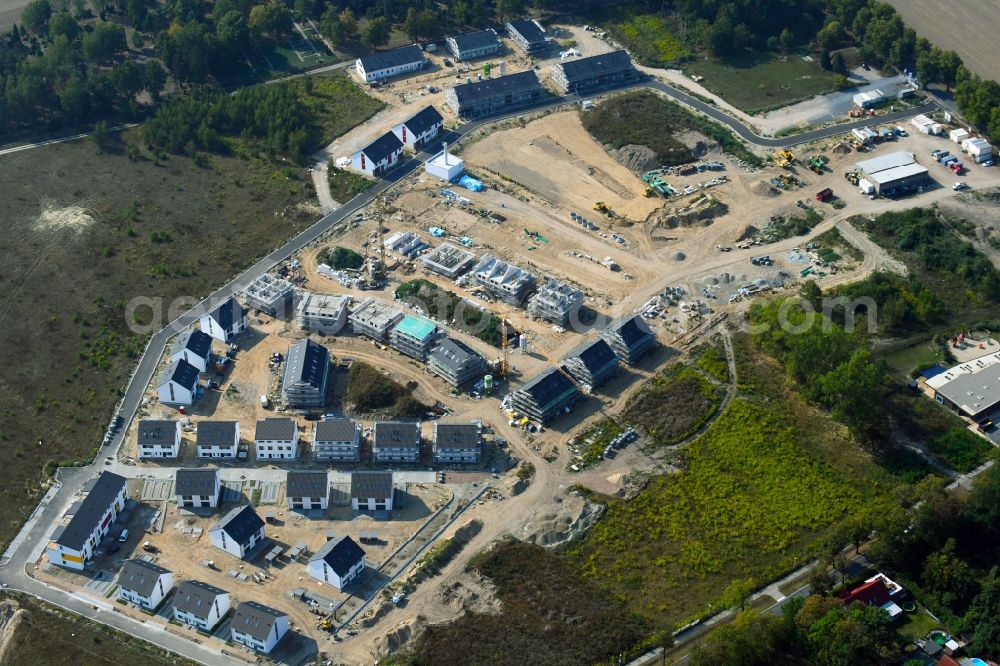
[33,205,94,233]
[521,492,605,548]
[612,144,658,173]
[752,181,781,197]
[434,572,502,615]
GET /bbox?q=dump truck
[815,187,833,202]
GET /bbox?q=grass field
[564,335,899,629]
[0,593,195,666]
[609,14,688,66]
[687,52,843,114]
[0,75,382,552]
[386,541,650,666]
[583,91,763,166]
[327,166,374,201]
[621,363,725,449]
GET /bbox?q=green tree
[816,20,842,51]
[319,7,347,44]
[92,120,111,152]
[57,74,91,122]
[338,8,357,37]
[110,60,144,101]
[143,60,166,98]
[293,0,315,21]
[496,0,524,21]
[967,567,1000,656]
[360,16,390,49]
[248,2,292,42]
[815,349,885,443]
[779,27,794,52]
[921,538,977,610]
[720,577,756,612]
[937,50,962,90]
[82,21,125,63]
[216,10,250,51]
[48,11,79,41]
[799,280,822,310]
[21,0,52,32]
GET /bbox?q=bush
[395,279,501,347]
[345,362,428,416]
[321,246,364,270]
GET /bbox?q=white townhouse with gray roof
[137,419,181,459]
[254,417,299,460]
[313,417,361,462]
[173,580,230,631]
[231,601,289,654]
[118,559,173,610]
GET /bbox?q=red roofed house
[839,573,904,621]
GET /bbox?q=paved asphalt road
[0,76,941,664]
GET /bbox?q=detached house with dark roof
[282,339,330,409]
[137,419,181,459]
[200,297,247,343]
[254,417,299,460]
[446,29,500,61]
[173,580,230,632]
[372,421,421,463]
[550,49,638,95]
[510,367,582,424]
[196,421,240,459]
[562,337,620,392]
[286,470,329,511]
[351,131,405,177]
[313,417,361,462]
[118,559,173,610]
[231,601,289,654]
[392,105,444,152]
[157,358,199,406]
[47,471,127,570]
[427,337,488,388]
[170,329,213,373]
[175,468,221,508]
[600,315,656,365]
[432,420,482,464]
[351,472,395,511]
[445,70,544,119]
[506,18,548,54]
[210,505,266,559]
[355,43,425,83]
[308,536,366,590]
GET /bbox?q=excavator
[773,149,796,169]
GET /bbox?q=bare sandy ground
[886,0,1000,80]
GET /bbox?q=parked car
[118,529,129,542]
[952,181,968,191]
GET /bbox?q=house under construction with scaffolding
[470,254,536,305]
[562,337,619,392]
[243,274,295,317]
[349,298,404,342]
[510,367,582,424]
[420,243,477,279]
[527,278,583,326]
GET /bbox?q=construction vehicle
[815,187,833,202]
[592,201,613,216]
[808,156,825,174]
[644,185,655,197]
[848,108,865,118]
[774,149,795,168]
[844,170,860,185]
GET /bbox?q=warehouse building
[355,44,425,83]
[427,337,488,388]
[349,297,404,342]
[527,278,583,326]
[852,88,887,108]
[511,368,582,424]
[470,254,536,305]
[297,293,349,334]
[390,314,440,361]
[601,315,656,365]
[562,337,620,392]
[420,242,476,279]
[506,18,548,54]
[282,339,330,409]
[550,49,637,94]
[856,151,930,197]
[446,29,500,61]
[445,70,544,119]
[392,105,444,152]
[242,273,295,317]
[925,352,1000,420]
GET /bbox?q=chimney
[442,141,449,165]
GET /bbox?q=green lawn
[688,51,843,114]
[894,605,943,641]
[883,339,944,376]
